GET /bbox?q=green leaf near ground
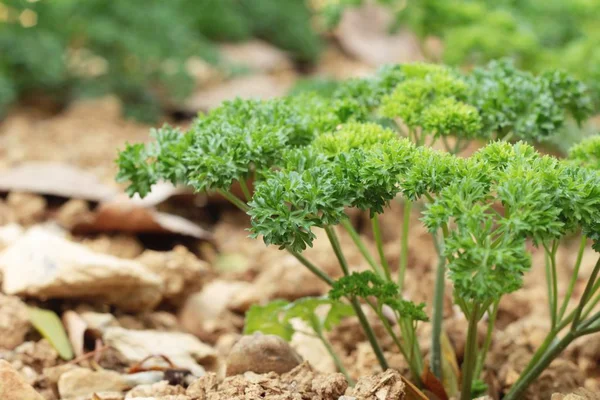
[27,307,74,360]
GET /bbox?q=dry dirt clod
[81,234,144,259]
[125,380,186,398]
[0,360,46,400]
[185,372,218,399]
[552,388,600,399]
[6,191,47,225]
[349,369,406,400]
[136,246,209,305]
[0,227,163,312]
[225,332,303,376]
[55,199,95,230]
[179,280,250,343]
[57,367,128,399]
[103,327,217,377]
[0,202,17,228]
[0,293,31,349]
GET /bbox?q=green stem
[573,257,600,329]
[239,179,252,202]
[325,226,351,276]
[504,331,578,400]
[369,304,415,378]
[550,241,559,326]
[315,328,355,385]
[216,189,250,212]
[430,232,446,380]
[460,302,481,400]
[324,225,389,370]
[543,244,558,329]
[287,250,335,286]
[371,214,392,281]
[558,235,587,321]
[398,200,412,290]
[474,300,499,380]
[340,219,384,278]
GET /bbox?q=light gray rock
[57,367,128,399]
[104,327,217,377]
[0,228,162,311]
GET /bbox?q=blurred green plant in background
[320,0,600,107]
[0,0,320,121]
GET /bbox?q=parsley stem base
[460,302,481,400]
[430,234,446,380]
[325,225,389,371]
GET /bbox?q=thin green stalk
[369,304,414,377]
[558,235,587,321]
[398,200,412,290]
[371,215,392,281]
[399,317,424,376]
[351,297,389,370]
[543,247,557,329]
[430,233,446,380]
[340,219,384,278]
[452,138,464,155]
[239,179,252,202]
[550,241,559,324]
[474,300,499,380]
[216,188,250,212]
[324,225,389,370]
[581,290,600,320]
[504,331,578,400]
[460,302,481,400]
[288,250,335,286]
[573,257,600,329]
[315,328,355,385]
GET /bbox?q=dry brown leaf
[441,330,460,397]
[0,162,117,201]
[421,364,449,400]
[73,200,212,240]
[401,375,430,400]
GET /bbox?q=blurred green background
[1,0,599,123]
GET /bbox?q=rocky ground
[1,6,600,399]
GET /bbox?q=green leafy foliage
[466,60,593,142]
[380,65,480,142]
[244,297,354,340]
[422,141,600,301]
[568,136,600,170]
[330,271,428,322]
[0,0,320,119]
[116,95,345,197]
[249,123,415,251]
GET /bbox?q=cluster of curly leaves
[251,128,600,301]
[118,59,593,197]
[116,61,596,377]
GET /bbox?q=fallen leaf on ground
[0,162,117,201]
[73,200,212,240]
[27,306,74,360]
